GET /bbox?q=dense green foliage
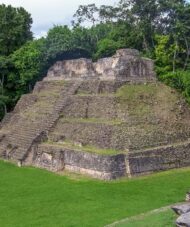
[0,1,190,118]
[160,71,190,103]
[0,160,189,226]
[0,4,32,56]
[0,4,33,116]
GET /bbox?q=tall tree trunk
[0,74,5,95]
[183,36,189,71]
[2,102,7,115]
[173,40,178,73]
[143,35,149,54]
[150,24,155,49]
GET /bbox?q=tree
[0,56,13,115]
[10,38,46,97]
[171,3,190,70]
[71,26,94,54]
[45,26,72,60]
[119,0,160,53]
[0,4,33,56]
[73,4,99,26]
[99,5,119,23]
[155,35,175,74]
[94,38,124,59]
[155,1,190,71]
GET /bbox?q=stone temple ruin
[1,48,190,180]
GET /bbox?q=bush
[93,38,124,60]
[160,70,190,103]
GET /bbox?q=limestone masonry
[1,49,190,180]
[45,49,155,81]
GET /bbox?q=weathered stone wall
[32,145,64,172]
[32,144,126,180]
[49,122,115,149]
[76,80,127,94]
[60,96,118,119]
[30,140,190,180]
[49,118,190,153]
[64,150,126,180]
[44,49,156,82]
[127,141,190,176]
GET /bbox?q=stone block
[172,204,190,215]
[44,48,156,82]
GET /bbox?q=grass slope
[113,208,176,227]
[45,141,123,155]
[116,83,180,119]
[0,160,189,227]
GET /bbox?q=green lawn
[0,160,189,227]
[112,208,176,227]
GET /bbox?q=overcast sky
[0,0,117,38]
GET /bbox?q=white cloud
[35,31,47,40]
[0,0,117,37]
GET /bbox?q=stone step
[0,81,82,161]
[133,139,190,153]
[9,133,42,141]
[2,138,32,146]
[8,138,34,144]
[8,131,41,137]
[10,134,42,141]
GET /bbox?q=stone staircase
[0,80,81,163]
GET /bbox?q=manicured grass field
[0,160,189,227]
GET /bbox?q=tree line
[0,0,190,119]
